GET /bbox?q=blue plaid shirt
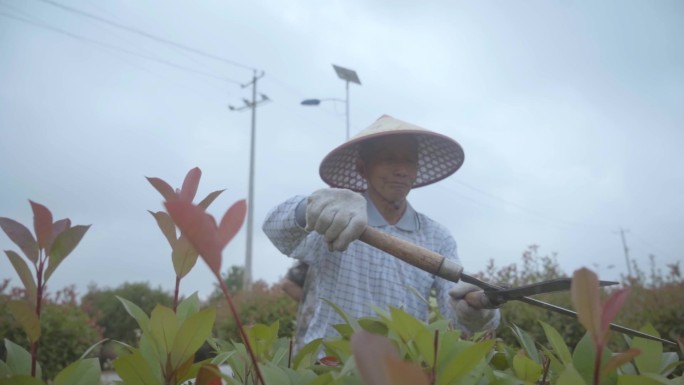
[263,193,498,350]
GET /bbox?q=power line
[35,0,258,72]
[628,230,677,261]
[0,10,242,85]
[448,179,612,230]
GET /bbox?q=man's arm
[262,195,310,256]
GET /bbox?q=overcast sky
[1,0,682,301]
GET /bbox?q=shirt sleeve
[262,195,328,265]
[262,195,308,255]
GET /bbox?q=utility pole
[228,69,269,291]
[616,227,633,277]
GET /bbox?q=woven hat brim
[319,128,464,192]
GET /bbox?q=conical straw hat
[319,115,465,191]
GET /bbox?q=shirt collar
[363,191,418,231]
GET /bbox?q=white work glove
[305,188,368,252]
[448,282,498,333]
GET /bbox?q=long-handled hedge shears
[359,226,676,345]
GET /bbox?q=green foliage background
[1,249,681,381]
[475,246,684,352]
[81,281,173,346]
[0,281,101,380]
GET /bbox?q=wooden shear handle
[359,226,487,308]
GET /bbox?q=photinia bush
[2,168,682,385]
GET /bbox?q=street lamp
[301,64,361,140]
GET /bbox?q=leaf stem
[432,329,438,385]
[593,345,603,385]
[32,253,45,378]
[173,275,181,312]
[215,271,265,385]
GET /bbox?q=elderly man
[263,115,499,350]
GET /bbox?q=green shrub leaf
[573,332,614,385]
[52,358,100,385]
[170,307,216,369]
[7,300,41,343]
[358,318,389,335]
[540,320,572,365]
[293,338,323,370]
[171,236,199,279]
[512,350,542,383]
[116,295,150,333]
[176,292,201,323]
[5,250,37,304]
[633,324,662,374]
[113,350,163,385]
[0,217,39,263]
[573,333,597,385]
[616,373,672,385]
[79,338,109,360]
[4,339,42,379]
[413,328,435,366]
[659,353,683,377]
[322,299,360,332]
[556,364,586,385]
[436,339,494,385]
[139,333,164,369]
[0,360,10,377]
[150,305,178,358]
[389,306,427,342]
[0,375,46,385]
[45,225,90,282]
[260,364,294,385]
[510,324,541,364]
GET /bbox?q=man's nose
[392,162,411,177]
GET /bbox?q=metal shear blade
[479,277,619,307]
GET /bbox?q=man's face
[358,135,418,204]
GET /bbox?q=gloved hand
[306,188,367,252]
[448,282,498,332]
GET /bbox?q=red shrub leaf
[198,189,225,210]
[146,177,177,201]
[0,217,39,263]
[165,201,222,275]
[195,364,222,385]
[602,348,641,375]
[49,218,71,251]
[600,287,630,340]
[45,225,90,282]
[218,199,247,249]
[352,330,400,385]
[179,167,201,202]
[29,200,53,251]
